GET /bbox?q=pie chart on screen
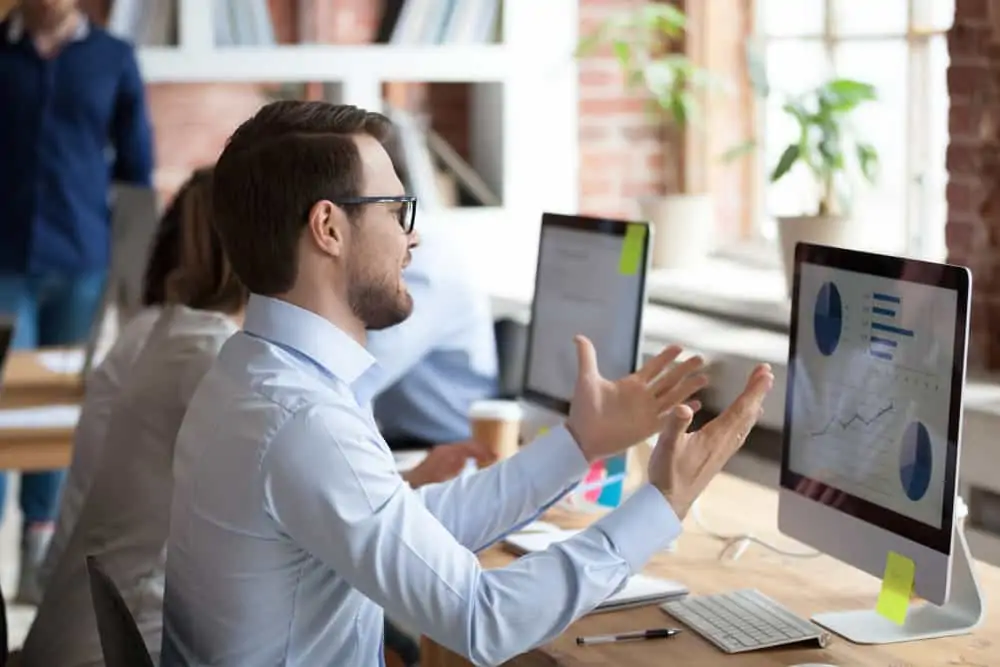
[813,281,843,356]
[899,421,933,502]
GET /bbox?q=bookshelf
[129,0,578,297]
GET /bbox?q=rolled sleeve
[417,425,590,551]
[594,483,682,573]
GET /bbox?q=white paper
[0,405,81,429]
[36,350,85,375]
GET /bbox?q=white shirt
[160,295,681,667]
[22,306,239,667]
[39,306,163,592]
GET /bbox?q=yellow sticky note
[618,224,647,275]
[875,551,915,625]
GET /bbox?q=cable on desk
[688,498,821,561]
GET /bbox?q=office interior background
[3,0,1000,646]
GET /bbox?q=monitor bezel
[520,212,651,416]
[781,242,970,556]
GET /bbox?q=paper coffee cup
[468,399,523,466]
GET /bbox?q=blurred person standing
[0,0,154,603]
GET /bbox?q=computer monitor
[779,242,983,644]
[519,212,650,432]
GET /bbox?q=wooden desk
[422,473,1000,666]
[0,348,81,469]
[0,425,75,471]
[1,348,84,409]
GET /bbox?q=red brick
[945,219,981,260]
[948,24,991,62]
[950,100,979,137]
[956,0,989,23]
[948,64,988,98]
[579,97,649,116]
[948,181,980,215]
[946,143,979,175]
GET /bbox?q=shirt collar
[243,294,384,404]
[6,9,90,44]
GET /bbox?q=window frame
[749,0,951,261]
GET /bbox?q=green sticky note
[876,551,915,625]
[618,224,647,276]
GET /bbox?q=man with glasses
[160,100,773,666]
[363,143,500,459]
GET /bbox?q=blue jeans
[0,271,106,525]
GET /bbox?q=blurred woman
[37,178,186,596]
[20,167,248,667]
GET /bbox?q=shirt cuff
[593,483,683,573]
[510,425,591,498]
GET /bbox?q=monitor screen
[522,214,649,415]
[782,245,969,555]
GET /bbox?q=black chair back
[493,318,527,400]
[85,556,155,667]
[0,577,8,667]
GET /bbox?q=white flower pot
[639,194,715,270]
[776,214,863,295]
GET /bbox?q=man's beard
[347,273,413,331]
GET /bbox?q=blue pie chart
[899,421,933,502]
[813,282,843,356]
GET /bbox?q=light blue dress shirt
[368,221,498,444]
[161,295,682,667]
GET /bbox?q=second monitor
[520,212,650,429]
[779,242,983,644]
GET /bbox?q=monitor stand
[811,521,985,644]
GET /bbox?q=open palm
[649,364,773,518]
[565,335,708,463]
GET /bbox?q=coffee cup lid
[468,399,523,421]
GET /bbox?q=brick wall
[84,1,754,235]
[576,0,753,236]
[947,0,999,368]
[577,0,669,218]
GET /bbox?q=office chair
[493,318,527,400]
[85,556,155,667]
[0,577,8,667]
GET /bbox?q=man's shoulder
[82,23,138,58]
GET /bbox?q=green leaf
[612,40,631,67]
[718,140,757,163]
[771,144,801,182]
[857,142,879,183]
[745,38,770,98]
[821,78,877,112]
[641,2,687,35]
[575,31,603,57]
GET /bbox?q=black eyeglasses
[331,196,417,234]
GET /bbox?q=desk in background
[1,348,84,409]
[0,348,82,469]
[422,473,1000,667]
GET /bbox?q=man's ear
[306,200,348,258]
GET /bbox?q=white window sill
[646,255,791,332]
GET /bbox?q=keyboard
[659,588,832,654]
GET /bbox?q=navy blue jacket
[0,15,154,274]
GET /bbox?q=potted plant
[765,78,880,293]
[577,4,722,269]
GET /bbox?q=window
[755,0,953,259]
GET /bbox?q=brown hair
[212,101,395,296]
[164,167,248,314]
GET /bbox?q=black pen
[575,628,682,646]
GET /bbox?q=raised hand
[403,441,491,488]
[649,363,774,519]
[565,336,708,463]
